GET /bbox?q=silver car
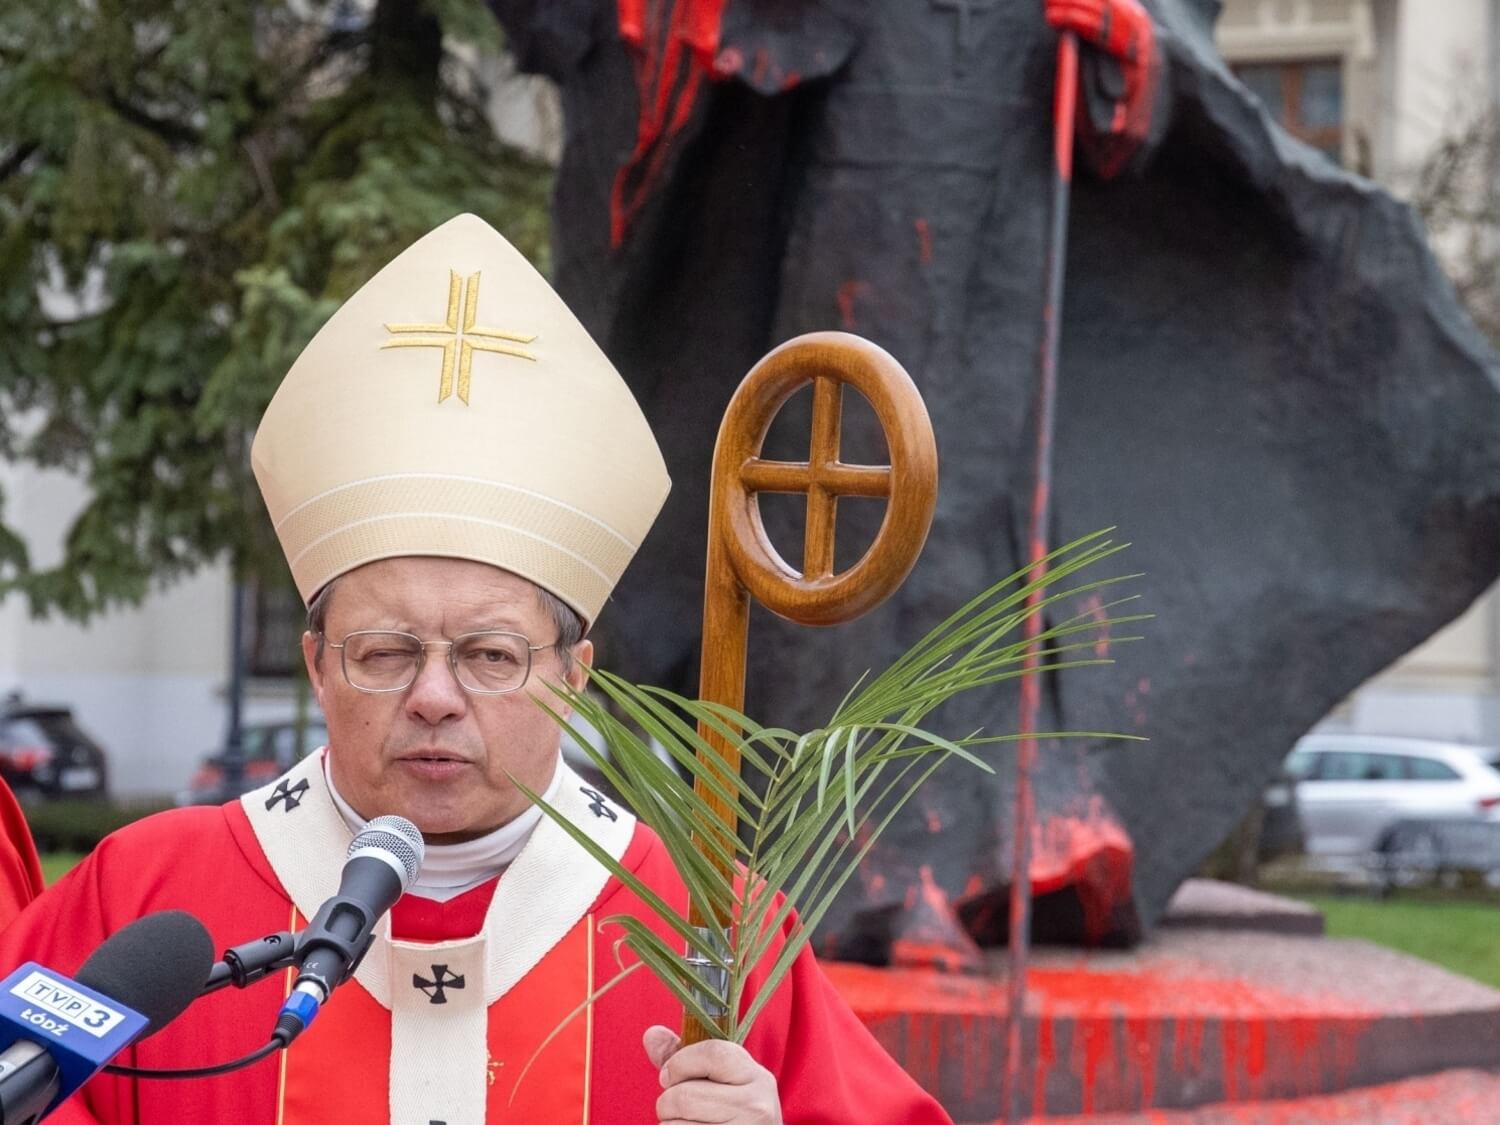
[1284,734,1500,860]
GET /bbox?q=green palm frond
[519,529,1145,1044]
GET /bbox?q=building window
[248,579,305,679]
[1234,59,1344,163]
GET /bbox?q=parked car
[1285,734,1500,860]
[0,696,109,800]
[177,718,328,806]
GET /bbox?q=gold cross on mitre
[381,270,537,404]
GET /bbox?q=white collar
[322,755,564,902]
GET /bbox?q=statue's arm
[1045,0,1174,177]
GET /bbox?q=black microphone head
[75,910,215,1038]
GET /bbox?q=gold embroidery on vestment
[382,270,538,404]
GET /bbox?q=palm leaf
[527,531,1144,1042]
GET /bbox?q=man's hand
[644,1025,782,1124]
[1045,0,1152,64]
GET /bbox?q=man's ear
[567,639,594,694]
[302,631,328,709]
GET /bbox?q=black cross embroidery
[413,964,465,1004]
[265,778,310,812]
[930,0,1000,53]
[580,786,617,822]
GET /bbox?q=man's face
[302,556,592,844]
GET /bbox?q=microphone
[0,910,214,1123]
[276,815,423,1044]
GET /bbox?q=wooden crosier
[684,331,939,1045]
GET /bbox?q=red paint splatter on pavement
[825,960,1404,1118]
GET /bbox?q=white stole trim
[242,750,635,1123]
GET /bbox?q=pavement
[827,880,1500,1119]
[1032,1067,1500,1123]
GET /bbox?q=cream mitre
[251,213,671,627]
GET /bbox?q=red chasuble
[0,777,42,928]
[0,752,951,1124]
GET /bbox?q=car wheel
[1382,828,1442,891]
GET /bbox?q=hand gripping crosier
[518,332,1144,1055]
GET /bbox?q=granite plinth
[826,915,1500,1119]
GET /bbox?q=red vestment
[0,775,951,1123]
[0,777,42,928]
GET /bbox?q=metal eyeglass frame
[321,629,554,695]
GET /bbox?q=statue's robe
[489,0,1500,956]
[0,751,949,1123]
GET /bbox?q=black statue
[488,0,1500,961]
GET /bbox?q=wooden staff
[684,331,938,1045]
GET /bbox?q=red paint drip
[1079,1018,1116,1114]
[752,46,771,87]
[1076,592,1112,659]
[914,217,934,265]
[1122,1016,1160,1110]
[611,0,729,246]
[836,280,870,330]
[1034,1013,1055,1113]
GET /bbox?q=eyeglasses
[322,630,555,695]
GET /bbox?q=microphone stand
[200,931,301,995]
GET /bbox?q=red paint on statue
[1031,799,1134,943]
[612,0,728,245]
[836,281,870,330]
[892,865,982,973]
[1071,591,1112,658]
[752,47,771,88]
[915,218,934,265]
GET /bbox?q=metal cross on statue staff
[683,331,939,1046]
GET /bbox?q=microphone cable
[103,1037,284,1080]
